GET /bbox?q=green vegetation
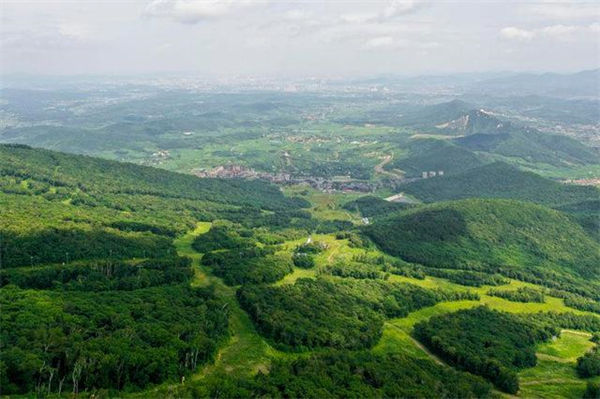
[387,139,485,178]
[577,347,600,378]
[324,260,385,279]
[413,306,557,393]
[0,284,228,395]
[189,351,494,398]
[238,278,384,350]
[342,195,410,218]
[365,199,600,298]
[202,247,294,286]
[585,382,600,398]
[0,256,193,291]
[487,286,546,303]
[457,129,599,167]
[0,144,308,268]
[191,222,255,253]
[549,290,600,315]
[423,268,509,287]
[238,278,477,350]
[401,161,599,207]
[2,85,599,399]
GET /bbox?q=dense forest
[414,306,557,393]
[238,278,477,350]
[400,162,600,207]
[365,199,600,299]
[1,283,228,395]
[188,351,494,398]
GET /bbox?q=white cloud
[539,24,577,37]
[500,27,535,41]
[522,1,600,20]
[500,23,598,41]
[340,0,426,25]
[58,24,91,40]
[364,36,396,49]
[144,0,266,24]
[1,24,96,52]
[382,0,426,19]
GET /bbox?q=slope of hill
[456,130,599,167]
[399,162,599,206]
[365,199,600,297]
[398,99,473,129]
[387,139,485,177]
[0,144,305,210]
[0,144,308,267]
[342,195,411,218]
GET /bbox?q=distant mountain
[398,99,473,129]
[456,129,599,166]
[435,109,522,136]
[399,99,600,167]
[400,162,599,206]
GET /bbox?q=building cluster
[193,164,377,192]
[422,170,444,178]
[193,164,292,183]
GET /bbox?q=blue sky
[1,0,598,76]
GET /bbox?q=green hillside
[400,162,599,206]
[365,199,600,297]
[342,195,411,218]
[0,144,307,267]
[387,139,485,177]
[456,130,599,167]
[398,99,473,130]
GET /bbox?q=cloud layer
[1,0,598,76]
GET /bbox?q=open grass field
[519,330,600,399]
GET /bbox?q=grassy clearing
[283,185,363,221]
[518,330,599,398]
[274,267,317,286]
[388,274,597,317]
[175,224,295,379]
[537,330,595,362]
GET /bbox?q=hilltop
[386,139,485,178]
[365,199,600,295]
[399,162,599,207]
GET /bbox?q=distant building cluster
[422,170,444,178]
[194,164,292,183]
[193,164,379,192]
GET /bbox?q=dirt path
[374,154,404,179]
[386,322,446,366]
[520,378,576,386]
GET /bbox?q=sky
[1,0,599,77]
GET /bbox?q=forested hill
[0,144,306,210]
[365,199,600,298]
[0,144,308,267]
[400,162,599,206]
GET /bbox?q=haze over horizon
[1,0,599,78]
